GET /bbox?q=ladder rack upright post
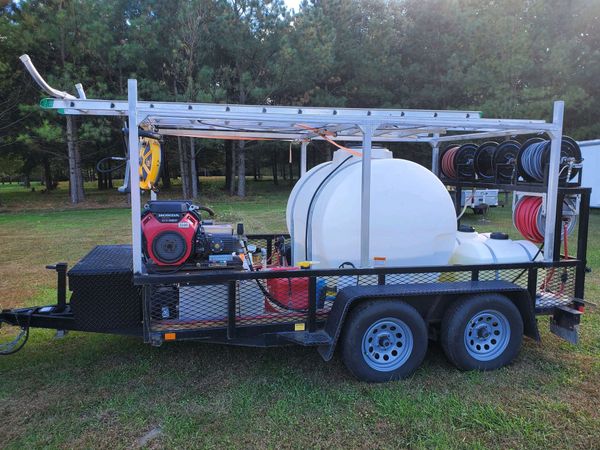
[543,100,565,262]
[360,125,376,267]
[300,141,308,176]
[431,133,440,175]
[128,79,143,275]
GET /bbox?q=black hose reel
[455,143,478,180]
[493,140,520,183]
[517,136,581,184]
[473,141,498,181]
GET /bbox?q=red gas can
[265,267,309,312]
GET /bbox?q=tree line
[1,0,599,202]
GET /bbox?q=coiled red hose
[515,196,572,293]
[441,146,459,178]
[514,196,544,243]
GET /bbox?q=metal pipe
[75,83,86,99]
[424,129,523,143]
[431,133,440,175]
[227,281,237,339]
[19,54,76,100]
[300,141,308,176]
[308,277,317,332]
[359,125,375,267]
[575,189,591,299]
[543,101,564,261]
[128,80,143,274]
[578,139,600,147]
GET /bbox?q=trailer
[579,139,600,207]
[0,55,591,382]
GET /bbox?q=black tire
[341,299,428,382]
[441,294,523,371]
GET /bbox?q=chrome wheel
[362,317,413,371]
[464,309,510,361]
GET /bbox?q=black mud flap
[549,305,583,345]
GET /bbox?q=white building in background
[579,140,600,208]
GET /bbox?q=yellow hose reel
[138,138,162,191]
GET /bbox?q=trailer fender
[317,281,537,361]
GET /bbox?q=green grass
[0,182,599,449]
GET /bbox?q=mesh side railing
[477,268,528,286]
[149,283,229,331]
[145,263,580,334]
[147,276,314,332]
[535,265,577,311]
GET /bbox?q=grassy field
[0,180,599,449]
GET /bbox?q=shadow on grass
[1,327,597,448]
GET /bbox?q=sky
[284,0,302,12]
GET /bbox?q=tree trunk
[237,140,246,197]
[42,156,54,190]
[161,146,171,189]
[178,136,190,198]
[74,124,85,199]
[66,115,84,203]
[183,140,192,197]
[190,138,199,198]
[272,148,278,185]
[108,160,113,189]
[282,151,287,180]
[229,143,236,196]
[253,147,259,181]
[225,140,232,190]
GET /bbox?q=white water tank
[286,148,457,268]
[450,232,542,265]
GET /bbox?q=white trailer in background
[579,139,600,208]
[460,189,499,208]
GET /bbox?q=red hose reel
[513,196,545,243]
[513,195,575,252]
[441,146,459,178]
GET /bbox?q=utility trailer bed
[3,237,585,350]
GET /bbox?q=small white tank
[450,232,542,265]
[286,148,457,268]
[456,225,488,245]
